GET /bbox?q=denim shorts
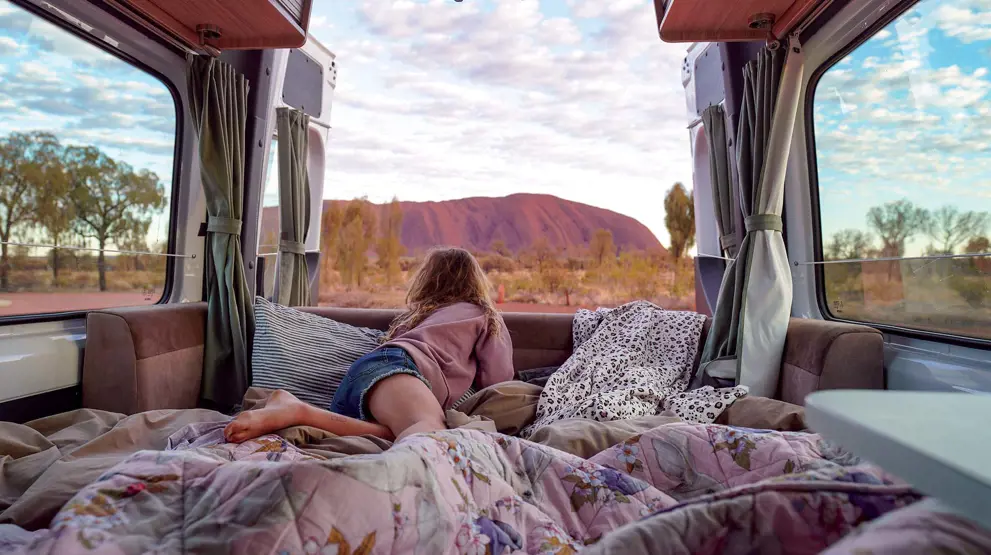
[330,347,430,421]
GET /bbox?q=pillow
[252,297,384,409]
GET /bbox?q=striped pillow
[251,298,384,409]
[450,386,477,411]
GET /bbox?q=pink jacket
[382,302,514,408]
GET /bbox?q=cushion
[252,298,384,409]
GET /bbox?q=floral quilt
[0,423,984,554]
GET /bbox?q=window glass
[0,1,176,317]
[258,139,279,299]
[310,2,698,314]
[814,0,991,339]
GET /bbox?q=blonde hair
[386,247,501,340]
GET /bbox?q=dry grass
[824,262,991,339]
[317,260,697,312]
[5,270,163,293]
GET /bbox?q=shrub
[478,255,517,273]
[948,275,989,308]
[106,278,134,291]
[70,272,97,289]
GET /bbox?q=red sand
[0,294,584,319]
[0,292,159,317]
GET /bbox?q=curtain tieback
[744,214,782,233]
[206,216,242,236]
[719,233,738,251]
[279,239,306,255]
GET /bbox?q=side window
[258,137,279,300]
[0,2,176,318]
[813,0,991,340]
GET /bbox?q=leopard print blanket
[520,301,748,438]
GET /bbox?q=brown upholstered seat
[81,303,883,414]
[81,303,206,415]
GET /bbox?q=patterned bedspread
[1,423,986,554]
[521,301,748,438]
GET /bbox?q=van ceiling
[655,0,829,43]
[102,0,312,53]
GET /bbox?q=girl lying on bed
[224,247,515,443]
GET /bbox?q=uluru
[262,193,663,254]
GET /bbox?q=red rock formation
[261,193,663,255]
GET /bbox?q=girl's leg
[224,389,393,443]
[366,374,447,441]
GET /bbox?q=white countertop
[805,389,991,530]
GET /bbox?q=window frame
[805,0,991,350]
[0,0,184,325]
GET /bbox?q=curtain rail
[0,241,196,259]
[696,253,736,261]
[700,251,991,266]
[793,251,991,266]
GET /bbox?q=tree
[32,140,73,281]
[0,132,61,290]
[335,197,376,288]
[376,196,405,285]
[664,182,695,259]
[489,239,510,257]
[589,228,616,267]
[115,222,152,273]
[65,146,165,291]
[319,201,344,287]
[866,199,929,258]
[924,205,989,255]
[965,236,991,274]
[527,236,554,273]
[825,229,875,261]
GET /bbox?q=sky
[0,1,176,249]
[815,0,991,255]
[302,0,694,248]
[3,0,990,258]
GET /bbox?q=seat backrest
[82,301,881,415]
[300,307,578,372]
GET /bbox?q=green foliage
[663,182,695,259]
[924,206,989,255]
[64,145,165,291]
[826,229,875,261]
[489,239,510,257]
[866,199,929,257]
[335,197,376,289]
[477,254,517,273]
[0,132,63,290]
[589,228,615,268]
[0,132,165,292]
[526,236,555,272]
[376,197,405,285]
[948,274,988,308]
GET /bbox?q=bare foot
[224,390,307,443]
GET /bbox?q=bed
[2,304,983,552]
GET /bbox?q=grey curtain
[701,105,738,258]
[187,55,254,410]
[275,107,311,306]
[698,41,804,397]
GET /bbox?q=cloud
[301,0,695,245]
[0,36,19,54]
[934,1,991,43]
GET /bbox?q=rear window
[812,0,991,340]
[0,2,176,318]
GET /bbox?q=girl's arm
[474,318,515,388]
